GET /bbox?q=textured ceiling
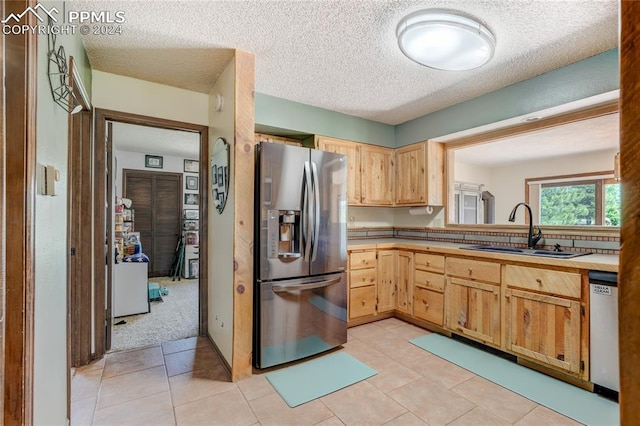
[112,122,200,158]
[78,0,618,125]
[454,112,619,167]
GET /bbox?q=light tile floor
[71,318,581,426]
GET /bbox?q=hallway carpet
[110,277,198,352]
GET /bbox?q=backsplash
[348,226,619,255]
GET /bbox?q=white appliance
[589,270,619,396]
[114,262,150,317]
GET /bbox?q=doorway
[92,109,209,357]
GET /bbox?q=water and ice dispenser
[267,209,301,259]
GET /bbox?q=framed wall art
[186,175,199,190]
[184,159,199,173]
[145,155,163,169]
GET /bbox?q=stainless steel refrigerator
[254,142,348,369]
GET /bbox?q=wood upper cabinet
[396,251,414,314]
[316,136,362,205]
[361,145,395,205]
[445,277,501,346]
[395,142,444,206]
[377,250,396,313]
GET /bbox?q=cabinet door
[317,137,361,205]
[506,289,581,374]
[377,250,396,313]
[445,277,501,346]
[396,251,414,314]
[414,287,444,326]
[361,145,394,205]
[395,144,425,205]
[395,142,443,206]
[349,286,376,319]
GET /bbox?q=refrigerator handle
[303,161,313,260]
[311,161,320,261]
[272,277,341,293]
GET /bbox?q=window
[537,177,620,226]
[453,182,484,224]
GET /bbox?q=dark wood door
[124,169,182,277]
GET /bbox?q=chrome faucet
[508,202,543,249]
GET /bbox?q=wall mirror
[446,105,620,228]
[211,137,230,214]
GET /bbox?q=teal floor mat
[266,352,377,407]
[410,334,619,426]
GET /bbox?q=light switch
[43,164,60,196]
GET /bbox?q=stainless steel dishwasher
[589,270,619,398]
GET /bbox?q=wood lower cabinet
[396,251,414,314]
[413,252,445,326]
[349,286,377,319]
[505,265,585,376]
[348,250,377,320]
[505,289,582,374]
[414,287,444,326]
[445,277,501,346]
[377,250,396,313]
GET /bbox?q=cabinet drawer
[350,269,376,288]
[349,286,376,319]
[505,265,581,299]
[349,251,377,269]
[414,253,444,273]
[446,257,501,284]
[414,270,445,292]
[414,287,444,326]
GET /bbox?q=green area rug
[410,334,619,426]
[266,352,377,407]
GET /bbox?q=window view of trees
[539,179,621,226]
[541,183,596,225]
[605,182,621,226]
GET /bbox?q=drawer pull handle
[426,261,430,266]
[493,291,498,297]
[468,268,473,274]
[423,301,429,308]
[361,300,366,306]
[536,278,542,284]
[505,294,510,299]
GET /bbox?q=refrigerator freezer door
[257,143,311,281]
[256,272,347,368]
[309,149,347,276]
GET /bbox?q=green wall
[255,93,396,148]
[395,49,619,146]
[255,49,618,149]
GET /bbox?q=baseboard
[206,333,233,378]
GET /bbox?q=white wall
[347,206,444,228]
[34,2,91,422]
[208,58,236,365]
[454,161,492,193]
[114,150,200,212]
[488,149,618,224]
[92,70,209,126]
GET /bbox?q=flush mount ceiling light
[396,10,496,71]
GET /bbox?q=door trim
[94,109,209,355]
[3,0,37,423]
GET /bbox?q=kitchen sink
[464,245,590,259]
